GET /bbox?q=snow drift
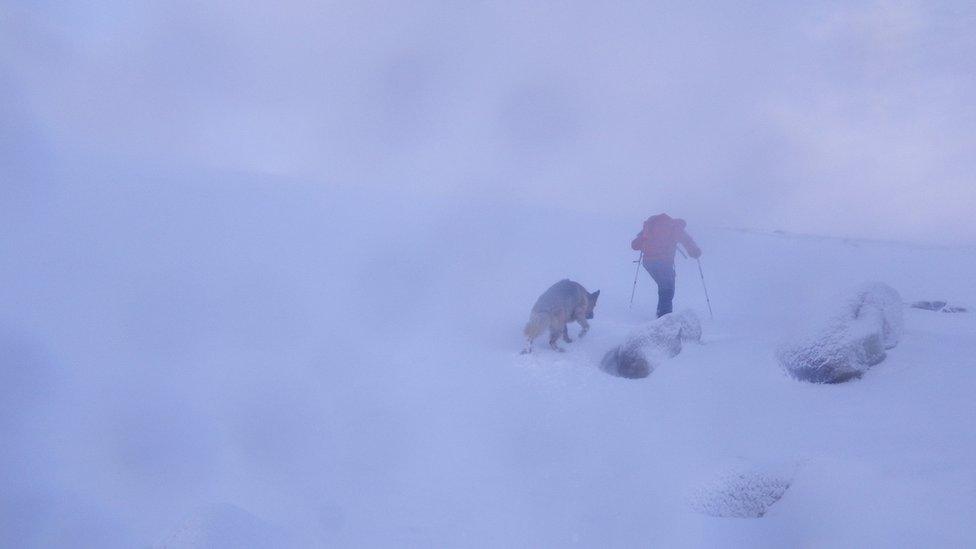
[777,282,903,383]
[600,310,701,378]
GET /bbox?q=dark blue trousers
[643,260,676,317]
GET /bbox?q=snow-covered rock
[847,282,903,349]
[688,468,793,518]
[600,310,701,379]
[778,282,903,383]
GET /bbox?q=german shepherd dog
[522,279,600,353]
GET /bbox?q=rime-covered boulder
[688,468,793,518]
[778,282,903,383]
[846,282,903,349]
[600,310,701,379]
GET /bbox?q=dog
[522,279,600,353]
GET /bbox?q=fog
[5,1,976,241]
[2,1,976,547]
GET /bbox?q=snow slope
[1,173,975,547]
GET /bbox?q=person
[630,213,701,317]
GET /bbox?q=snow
[2,178,976,547]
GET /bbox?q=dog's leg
[562,324,573,343]
[577,317,590,338]
[548,330,565,352]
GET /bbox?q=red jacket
[630,213,701,263]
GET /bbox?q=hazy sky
[3,0,975,243]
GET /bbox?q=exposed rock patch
[911,300,967,313]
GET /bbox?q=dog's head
[586,290,601,319]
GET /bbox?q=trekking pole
[629,251,644,309]
[697,258,714,319]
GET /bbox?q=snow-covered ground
[2,176,975,547]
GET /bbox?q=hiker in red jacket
[631,213,702,317]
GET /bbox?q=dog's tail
[524,312,549,339]
[522,312,550,353]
